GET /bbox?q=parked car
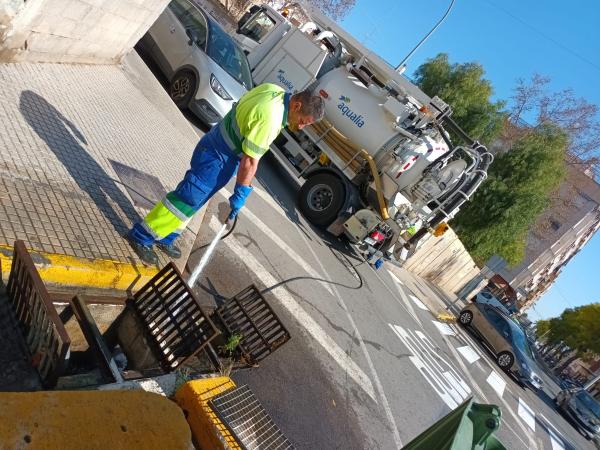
[458,303,543,389]
[555,388,600,443]
[471,291,512,316]
[139,0,252,124]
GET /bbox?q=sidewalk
[0,51,202,290]
[386,261,467,316]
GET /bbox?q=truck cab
[235,5,288,56]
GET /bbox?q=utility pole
[395,0,457,74]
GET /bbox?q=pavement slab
[0,51,202,288]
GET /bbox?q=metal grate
[6,240,71,387]
[209,385,295,450]
[216,285,290,365]
[130,262,219,370]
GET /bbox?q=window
[169,0,208,47]
[240,11,276,42]
[207,23,252,89]
[483,306,510,336]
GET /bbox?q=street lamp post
[395,0,457,74]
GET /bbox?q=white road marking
[410,295,429,311]
[431,320,456,336]
[485,370,506,398]
[456,345,481,364]
[389,272,423,327]
[389,324,471,409]
[548,430,565,450]
[538,414,567,450]
[220,187,335,296]
[387,270,404,285]
[440,333,539,450]
[518,397,536,432]
[235,185,404,448]
[208,216,377,401]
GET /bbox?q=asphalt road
[134,48,595,450]
[183,153,594,450]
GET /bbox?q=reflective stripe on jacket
[219,83,289,159]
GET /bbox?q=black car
[556,388,600,443]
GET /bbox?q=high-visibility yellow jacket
[219,83,290,159]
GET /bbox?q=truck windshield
[207,23,253,89]
[240,11,275,42]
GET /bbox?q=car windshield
[508,322,534,359]
[576,391,600,418]
[206,22,252,89]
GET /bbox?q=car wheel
[497,351,514,370]
[169,70,196,109]
[458,310,473,326]
[298,172,345,227]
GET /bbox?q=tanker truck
[234,5,493,260]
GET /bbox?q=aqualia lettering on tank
[276,69,294,91]
[337,95,365,128]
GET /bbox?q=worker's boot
[126,235,159,265]
[156,242,182,259]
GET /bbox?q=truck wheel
[298,173,345,227]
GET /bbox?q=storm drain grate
[130,262,219,370]
[215,285,290,365]
[209,385,295,450]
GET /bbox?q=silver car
[139,0,252,125]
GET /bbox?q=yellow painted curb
[437,312,457,322]
[0,390,192,449]
[0,245,159,291]
[174,377,241,450]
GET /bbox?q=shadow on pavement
[19,90,141,235]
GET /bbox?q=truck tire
[298,172,345,227]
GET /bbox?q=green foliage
[413,53,507,144]
[544,303,600,356]
[222,333,243,356]
[535,319,551,339]
[452,123,567,265]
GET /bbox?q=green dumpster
[402,398,506,450]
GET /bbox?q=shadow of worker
[19,90,141,235]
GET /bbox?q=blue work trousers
[129,126,240,246]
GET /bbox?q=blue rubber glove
[229,183,253,220]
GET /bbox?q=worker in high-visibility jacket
[127,84,325,265]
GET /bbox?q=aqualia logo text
[276,69,294,92]
[337,95,365,128]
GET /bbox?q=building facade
[492,164,600,310]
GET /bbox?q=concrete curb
[0,244,159,292]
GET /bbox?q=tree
[283,0,356,21]
[452,123,567,265]
[535,319,551,339]
[413,53,507,144]
[509,74,600,175]
[544,303,600,357]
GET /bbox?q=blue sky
[340,0,600,320]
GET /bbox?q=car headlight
[210,74,232,100]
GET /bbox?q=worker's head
[288,90,325,132]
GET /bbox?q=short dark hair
[292,89,325,121]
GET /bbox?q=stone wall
[0,0,170,64]
[403,227,481,297]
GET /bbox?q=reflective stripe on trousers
[128,127,240,246]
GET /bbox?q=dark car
[556,388,600,443]
[459,303,543,389]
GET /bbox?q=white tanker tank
[313,65,450,194]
